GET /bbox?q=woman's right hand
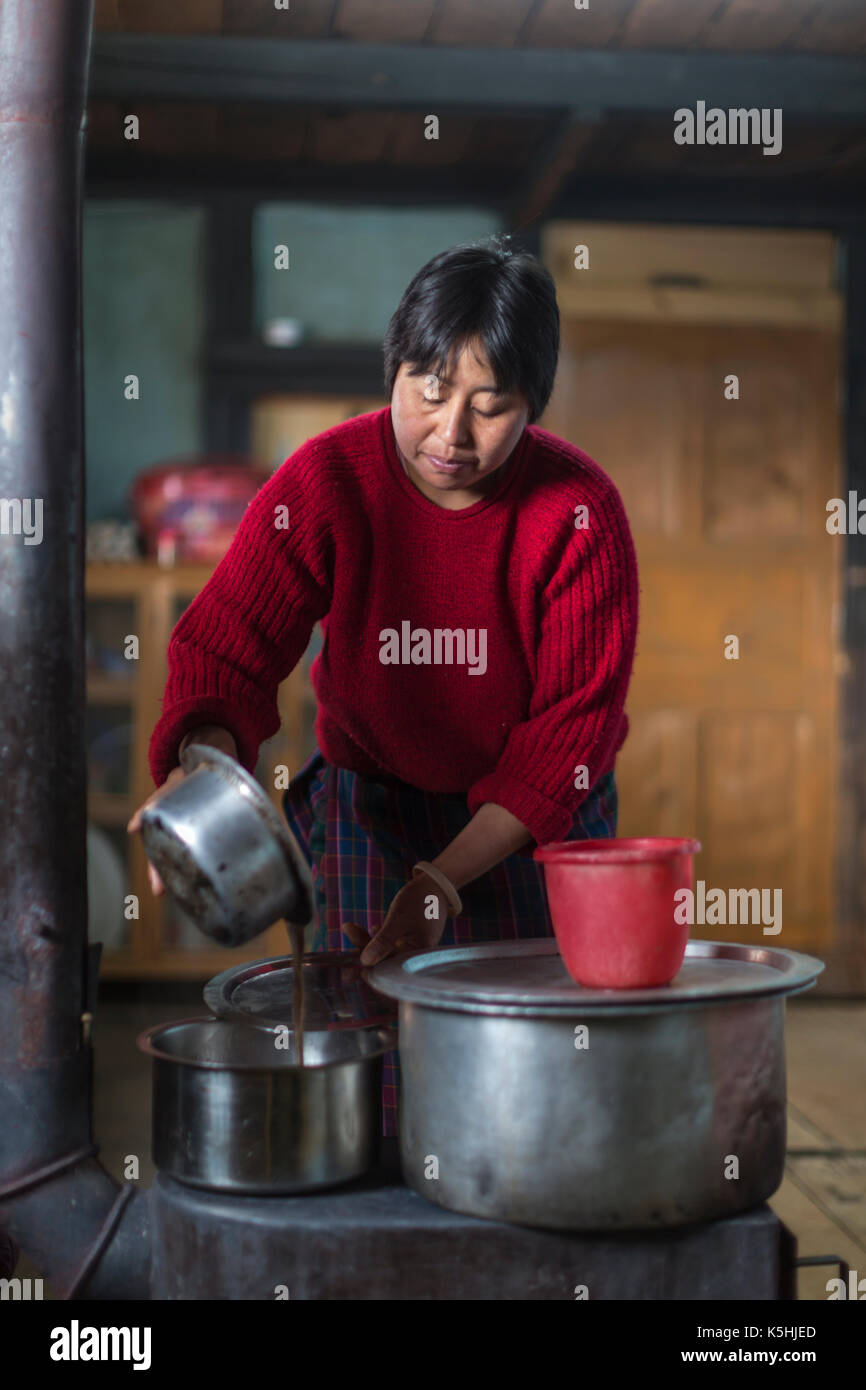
[127,725,238,897]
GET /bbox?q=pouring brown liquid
[286,921,305,1065]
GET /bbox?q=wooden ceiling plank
[524,0,638,48]
[428,0,536,48]
[465,112,551,161]
[145,102,220,157]
[594,113,866,182]
[621,0,731,50]
[218,106,307,162]
[392,109,480,166]
[84,150,506,204]
[307,108,407,163]
[384,108,548,167]
[700,0,821,52]
[384,110,476,165]
[332,0,436,44]
[806,132,866,179]
[93,0,121,30]
[298,113,314,164]
[378,107,419,161]
[794,0,866,54]
[88,100,221,156]
[116,0,223,34]
[550,178,864,224]
[374,109,412,164]
[222,0,335,38]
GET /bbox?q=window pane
[83,201,205,522]
[253,203,501,343]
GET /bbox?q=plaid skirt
[282,748,618,1136]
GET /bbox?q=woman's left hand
[343,874,451,967]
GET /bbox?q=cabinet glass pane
[86,598,137,682]
[252,203,500,343]
[87,704,133,797]
[83,202,204,524]
[163,899,215,951]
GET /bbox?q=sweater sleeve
[466,476,639,846]
[147,447,333,787]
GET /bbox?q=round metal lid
[366,939,824,1016]
[203,952,398,1032]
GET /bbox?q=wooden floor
[768,999,866,1301]
[11,994,865,1300]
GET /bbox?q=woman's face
[390,339,530,509]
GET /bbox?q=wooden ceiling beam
[88,35,866,120]
[83,150,507,206]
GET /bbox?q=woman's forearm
[430,801,533,892]
[177,724,238,760]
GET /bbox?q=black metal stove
[149,1138,794,1300]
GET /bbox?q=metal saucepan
[368,938,824,1232]
[138,1017,396,1193]
[139,743,313,947]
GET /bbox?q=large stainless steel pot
[368,939,823,1231]
[138,1017,396,1194]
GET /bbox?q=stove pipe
[0,0,149,1297]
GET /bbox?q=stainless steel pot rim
[180,741,306,882]
[136,1016,397,1070]
[367,938,825,1015]
[203,950,398,1030]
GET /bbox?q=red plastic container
[533,837,702,989]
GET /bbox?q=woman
[130,238,639,1136]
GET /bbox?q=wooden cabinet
[250,393,386,470]
[541,222,843,961]
[85,397,384,978]
[86,560,319,978]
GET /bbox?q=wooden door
[542,318,841,956]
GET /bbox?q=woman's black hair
[382,236,560,424]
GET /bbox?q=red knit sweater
[148,407,639,847]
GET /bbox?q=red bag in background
[130,458,271,565]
